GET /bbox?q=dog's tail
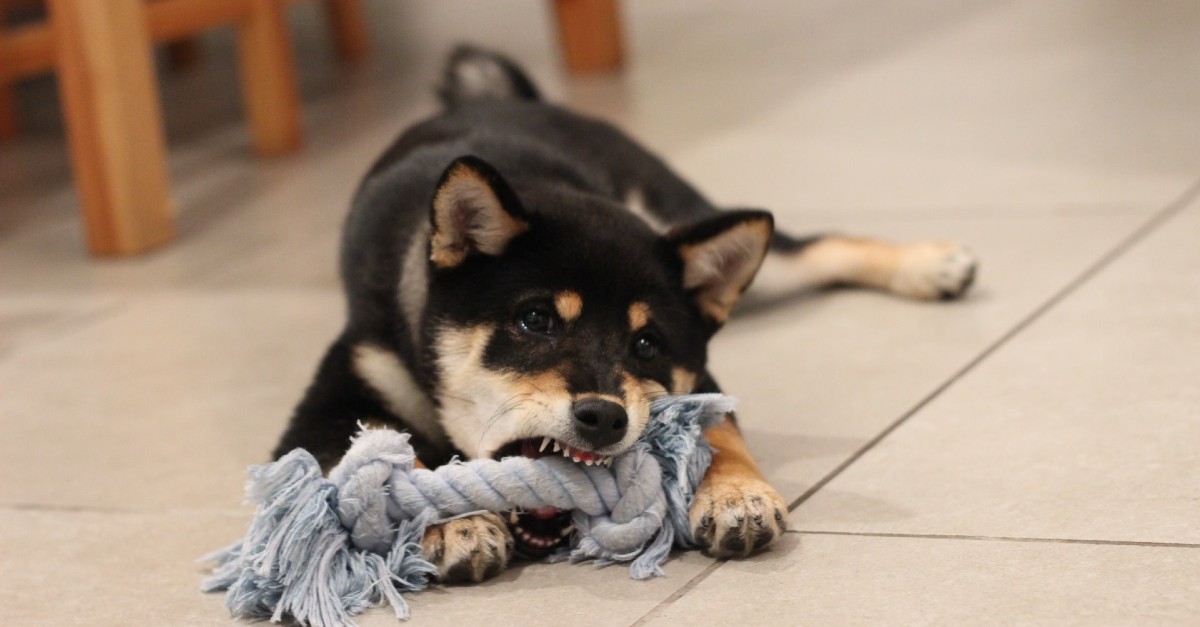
[437,45,542,108]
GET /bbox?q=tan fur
[435,325,575,458]
[671,367,697,394]
[752,236,976,300]
[555,291,583,322]
[689,417,787,557]
[352,344,442,446]
[420,512,512,583]
[430,163,529,268]
[678,219,773,322]
[628,301,651,331]
[621,372,666,432]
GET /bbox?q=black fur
[275,48,789,466]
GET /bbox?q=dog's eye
[517,306,557,336]
[633,332,659,361]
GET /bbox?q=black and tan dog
[274,46,977,583]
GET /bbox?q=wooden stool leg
[47,0,175,255]
[1,0,20,140]
[324,0,369,62]
[0,83,17,139]
[166,38,203,71]
[235,0,302,155]
[551,0,624,74]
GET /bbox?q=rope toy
[201,394,735,626]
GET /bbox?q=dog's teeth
[560,525,575,537]
[584,459,594,466]
[572,454,582,463]
[508,511,518,524]
[514,525,525,535]
[552,441,561,452]
[562,447,571,458]
[539,437,551,452]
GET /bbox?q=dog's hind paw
[689,476,787,558]
[421,512,514,583]
[889,242,978,301]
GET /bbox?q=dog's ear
[666,210,774,325]
[429,156,530,268]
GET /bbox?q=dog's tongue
[530,506,560,520]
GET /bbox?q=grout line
[4,503,138,513]
[628,561,725,627]
[797,529,1200,549]
[786,175,1200,514]
[3,503,247,517]
[627,176,1200,627]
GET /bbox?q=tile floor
[2,1,1198,625]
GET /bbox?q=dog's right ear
[429,156,530,268]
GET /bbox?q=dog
[273,46,977,583]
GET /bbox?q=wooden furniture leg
[324,0,368,62]
[166,37,203,71]
[235,0,302,155]
[0,82,16,139]
[47,0,175,255]
[551,0,624,74]
[0,0,18,139]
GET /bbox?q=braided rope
[202,394,735,626]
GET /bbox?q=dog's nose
[571,398,628,449]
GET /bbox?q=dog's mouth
[493,437,614,557]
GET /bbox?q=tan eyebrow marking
[555,291,583,322]
[628,301,651,331]
[671,368,697,394]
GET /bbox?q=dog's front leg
[400,455,512,584]
[421,512,515,583]
[689,416,788,557]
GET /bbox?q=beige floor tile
[0,295,118,360]
[387,553,713,627]
[660,0,1200,212]
[0,509,247,626]
[0,291,342,511]
[0,507,715,627]
[794,202,1200,543]
[713,211,1146,502]
[640,532,1200,626]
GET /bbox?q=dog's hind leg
[751,232,978,301]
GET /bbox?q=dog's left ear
[430,155,531,268]
[666,210,774,325]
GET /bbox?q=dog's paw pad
[689,477,787,558]
[421,512,513,583]
[891,242,978,300]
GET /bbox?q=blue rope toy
[202,394,735,626]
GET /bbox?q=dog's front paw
[890,242,978,300]
[421,512,514,583]
[689,476,787,558]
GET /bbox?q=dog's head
[424,156,773,463]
